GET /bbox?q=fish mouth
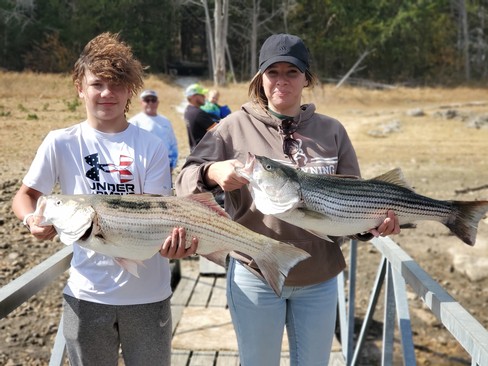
[235,152,256,180]
[79,222,94,241]
[34,196,49,226]
[235,153,272,197]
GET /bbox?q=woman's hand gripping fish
[236,153,488,246]
[33,192,310,296]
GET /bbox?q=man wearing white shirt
[129,90,179,172]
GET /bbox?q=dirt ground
[0,72,487,365]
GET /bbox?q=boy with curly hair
[13,32,197,365]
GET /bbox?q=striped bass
[236,153,488,246]
[34,192,310,295]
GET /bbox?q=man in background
[184,83,216,151]
[129,90,179,172]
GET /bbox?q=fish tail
[114,258,145,277]
[446,201,488,246]
[251,243,310,296]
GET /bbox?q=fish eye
[265,164,272,170]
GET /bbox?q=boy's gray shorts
[63,294,172,366]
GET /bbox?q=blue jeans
[227,258,338,366]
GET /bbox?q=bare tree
[249,0,260,76]
[184,0,285,80]
[248,0,282,76]
[213,0,229,85]
[335,49,373,89]
[0,0,36,27]
[281,0,298,33]
[472,3,487,78]
[181,0,230,86]
[0,0,36,68]
[456,0,471,81]
[199,0,215,79]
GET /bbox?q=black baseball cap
[259,34,310,73]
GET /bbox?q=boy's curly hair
[72,32,144,114]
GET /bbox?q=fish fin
[348,224,417,242]
[246,243,311,296]
[113,258,145,277]
[276,207,328,222]
[274,209,335,241]
[446,200,488,246]
[188,192,231,219]
[201,251,229,267]
[371,168,414,191]
[298,208,327,219]
[400,223,417,229]
[348,233,375,242]
[292,210,334,241]
[305,231,335,242]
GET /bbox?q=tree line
[1,0,486,86]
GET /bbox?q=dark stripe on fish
[105,197,153,211]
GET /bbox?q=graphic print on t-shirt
[85,153,135,194]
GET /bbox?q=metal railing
[1,238,487,365]
[0,245,72,366]
[337,238,488,366]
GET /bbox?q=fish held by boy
[33,192,310,296]
[236,153,488,246]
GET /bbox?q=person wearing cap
[183,83,216,151]
[175,34,400,366]
[129,90,179,172]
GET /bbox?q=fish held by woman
[33,192,310,296]
[236,153,488,246]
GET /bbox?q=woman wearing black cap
[176,33,400,366]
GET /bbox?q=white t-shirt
[23,121,173,305]
[129,112,179,170]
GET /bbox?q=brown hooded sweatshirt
[175,101,360,286]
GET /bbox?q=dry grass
[1,71,487,196]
